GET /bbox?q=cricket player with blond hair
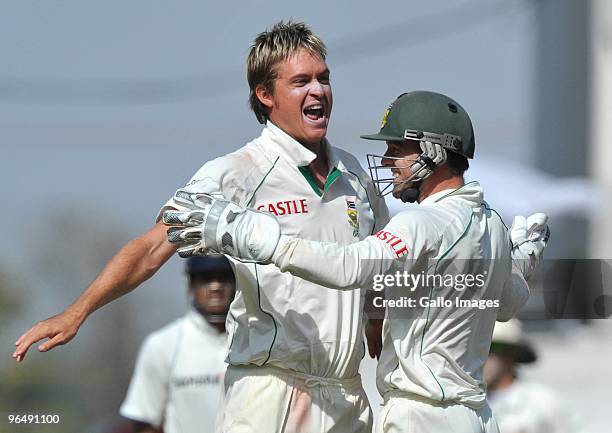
[14,21,388,433]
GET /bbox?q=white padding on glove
[510,213,550,280]
[163,190,281,263]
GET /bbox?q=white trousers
[376,393,499,433]
[216,365,372,433]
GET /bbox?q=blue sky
[0,0,536,318]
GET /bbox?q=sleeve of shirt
[497,261,530,321]
[272,212,429,291]
[155,150,255,222]
[119,332,173,426]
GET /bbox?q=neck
[302,138,322,154]
[211,322,226,334]
[268,120,325,155]
[266,120,330,181]
[489,372,515,393]
[307,141,330,189]
[418,172,464,203]
[310,150,329,175]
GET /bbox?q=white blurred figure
[485,319,585,433]
[120,256,235,433]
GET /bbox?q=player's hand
[365,319,383,359]
[12,310,82,363]
[510,213,550,280]
[162,189,281,263]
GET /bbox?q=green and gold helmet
[363,91,475,201]
[361,90,475,158]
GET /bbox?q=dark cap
[186,255,234,275]
[490,319,537,364]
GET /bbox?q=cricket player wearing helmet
[162,91,549,433]
[14,21,389,433]
[120,256,234,433]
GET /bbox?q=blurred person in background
[484,319,584,433]
[120,255,235,433]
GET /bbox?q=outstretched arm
[13,221,176,362]
[162,190,409,289]
[271,235,398,290]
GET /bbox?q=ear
[255,84,274,109]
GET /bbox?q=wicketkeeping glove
[510,213,550,280]
[162,189,281,262]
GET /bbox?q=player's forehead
[275,48,329,79]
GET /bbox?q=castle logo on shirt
[256,199,308,216]
[346,199,359,237]
[374,230,408,258]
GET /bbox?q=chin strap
[397,141,446,202]
[409,141,447,182]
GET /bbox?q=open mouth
[303,103,325,121]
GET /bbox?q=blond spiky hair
[247,21,327,124]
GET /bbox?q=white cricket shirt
[272,182,530,408]
[120,310,227,433]
[159,122,389,379]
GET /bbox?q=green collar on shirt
[298,165,343,197]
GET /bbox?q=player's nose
[308,80,325,97]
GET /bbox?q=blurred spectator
[484,319,584,433]
[120,256,235,433]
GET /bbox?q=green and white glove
[162,189,281,262]
[510,213,550,280]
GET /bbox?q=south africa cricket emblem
[346,199,359,237]
[380,107,390,129]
